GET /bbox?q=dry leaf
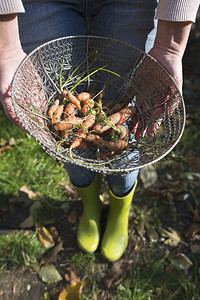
[19,215,35,228]
[160,227,181,247]
[185,223,200,241]
[58,288,68,300]
[135,209,158,241]
[188,155,200,173]
[9,137,16,146]
[190,244,200,254]
[43,292,51,300]
[59,183,78,198]
[104,260,128,289]
[0,145,12,154]
[0,139,7,146]
[68,211,78,224]
[39,264,62,283]
[145,221,158,241]
[136,217,145,236]
[168,253,193,274]
[58,281,84,300]
[48,226,62,244]
[37,226,55,248]
[65,268,80,285]
[20,185,38,200]
[42,241,63,266]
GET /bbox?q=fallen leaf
[42,241,63,266]
[39,264,62,283]
[58,288,68,300]
[135,208,159,241]
[19,215,35,228]
[145,221,158,241]
[188,155,200,173]
[48,226,62,244]
[136,217,145,236]
[185,223,200,241]
[20,185,38,200]
[190,244,200,254]
[168,253,193,274]
[43,292,51,300]
[9,137,16,146]
[160,227,186,247]
[0,145,12,154]
[68,211,78,224]
[181,172,200,180]
[37,226,55,249]
[59,183,78,198]
[104,260,128,289]
[65,268,80,284]
[58,281,84,300]
[0,139,7,146]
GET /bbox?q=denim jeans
[18,0,158,196]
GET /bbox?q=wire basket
[11,36,186,175]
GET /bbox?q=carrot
[77,141,90,151]
[93,106,136,134]
[63,103,76,118]
[69,113,96,154]
[81,99,95,114]
[61,90,81,112]
[77,92,93,102]
[54,116,82,131]
[110,125,129,140]
[86,134,128,153]
[48,99,59,118]
[51,104,64,125]
[62,130,69,139]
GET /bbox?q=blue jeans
[18,0,158,196]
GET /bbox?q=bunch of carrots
[47,90,136,159]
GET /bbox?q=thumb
[1,87,25,131]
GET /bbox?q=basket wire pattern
[11,36,185,175]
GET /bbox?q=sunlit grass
[0,105,68,201]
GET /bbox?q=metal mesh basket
[11,36,185,175]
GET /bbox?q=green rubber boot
[101,180,137,262]
[74,174,103,253]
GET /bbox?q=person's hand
[0,14,27,131]
[130,46,182,140]
[149,45,183,92]
[0,47,27,131]
[130,20,192,140]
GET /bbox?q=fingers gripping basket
[11,36,186,175]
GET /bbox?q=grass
[116,258,200,300]
[0,106,68,201]
[0,230,46,271]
